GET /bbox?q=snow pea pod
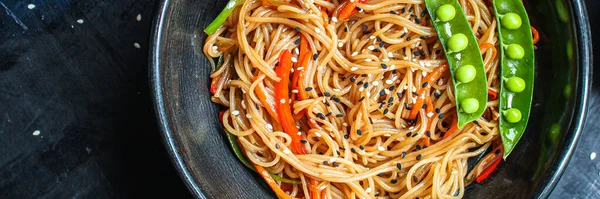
[424,0,488,128]
[493,0,535,158]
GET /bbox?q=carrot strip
[531,26,539,44]
[425,95,434,116]
[254,164,300,199]
[479,43,497,69]
[296,35,311,100]
[488,88,498,101]
[275,50,308,155]
[442,117,459,139]
[210,76,220,95]
[408,63,449,120]
[336,0,368,21]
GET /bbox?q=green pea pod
[424,0,488,128]
[492,0,535,158]
[204,0,243,35]
[225,132,301,184]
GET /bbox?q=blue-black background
[0,0,597,198]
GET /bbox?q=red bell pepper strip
[337,0,368,21]
[476,156,502,182]
[275,50,308,155]
[488,88,498,100]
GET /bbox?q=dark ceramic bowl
[150,0,592,198]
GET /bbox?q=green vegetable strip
[424,0,488,128]
[204,0,242,35]
[225,132,301,184]
[492,0,535,158]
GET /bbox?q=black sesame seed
[391,118,396,121]
[413,176,418,182]
[301,139,308,144]
[406,106,413,110]
[422,104,427,109]
[435,108,441,113]
[355,7,361,11]
[313,53,319,60]
[324,92,331,97]
[373,49,380,53]
[332,162,340,167]
[359,145,365,150]
[323,161,329,165]
[362,24,368,30]
[357,81,364,86]
[359,96,365,102]
[361,74,368,77]
[295,27,301,32]
[276,144,280,149]
[391,179,398,184]
[422,82,429,88]
[438,113,445,119]
[420,36,428,40]
[351,148,357,153]
[324,101,331,106]
[337,151,341,155]
[412,91,418,96]
[336,114,344,118]
[422,10,428,17]
[391,10,399,15]
[406,37,411,41]
[381,63,388,69]
[379,103,385,109]
[401,32,407,38]
[416,154,422,160]
[275,62,279,66]
[305,87,313,91]
[350,77,356,82]
[397,92,403,98]
[412,133,418,137]
[364,82,369,88]
[495,149,501,154]
[384,109,389,114]
[357,129,362,135]
[416,145,421,150]
[369,117,374,124]
[344,134,350,139]
[316,113,325,119]
[473,121,480,125]
[423,145,427,149]
[326,112,333,117]
[379,42,385,48]
[377,37,382,42]
[426,131,431,137]
[393,70,398,74]
[363,30,371,35]
[401,151,407,158]
[406,132,412,137]
[401,8,406,13]
[435,50,441,54]
[396,163,402,170]
[334,97,341,102]
[388,97,394,103]
[409,7,414,12]
[379,90,385,96]
[378,173,385,177]
[419,50,425,56]
[389,86,395,90]
[434,92,441,98]
[415,18,422,23]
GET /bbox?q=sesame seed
[323,161,329,165]
[416,145,421,150]
[284,149,291,154]
[295,27,301,32]
[378,146,385,151]
[365,188,372,193]
[280,99,286,104]
[367,45,375,50]
[231,110,240,116]
[401,151,407,158]
[332,162,340,167]
[383,109,389,114]
[351,148,357,153]
[435,50,441,54]
[292,89,299,93]
[338,42,344,47]
[246,114,252,119]
[295,39,301,45]
[422,82,429,88]
[305,87,313,91]
[364,82,369,88]
[365,58,372,62]
[359,96,365,102]
[427,112,434,117]
[381,63,388,69]
[396,163,402,170]
[422,104,427,109]
[332,17,338,22]
[391,179,398,183]
[313,53,319,60]
[369,117,373,124]
[359,145,365,150]
[435,108,441,113]
[416,154,422,160]
[369,35,376,40]
[291,57,298,62]
[357,130,362,135]
[345,134,350,139]
[388,52,394,57]
[336,114,343,118]
[413,176,418,182]
[315,27,321,33]
[591,152,597,160]
[379,90,385,96]
[350,67,358,71]
[438,113,445,119]
[315,132,322,137]
[266,124,273,130]
[350,77,356,82]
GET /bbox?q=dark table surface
[0,0,597,198]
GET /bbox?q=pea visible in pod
[424,0,488,128]
[493,0,535,158]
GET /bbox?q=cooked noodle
[204,0,502,198]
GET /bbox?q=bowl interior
[151,0,591,198]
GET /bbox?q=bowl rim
[149,0,593,198]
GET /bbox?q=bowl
[150,0,592,198]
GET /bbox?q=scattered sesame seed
[32,130,40,136]
[373,81,380,86]
[231,110,240,116]
[350,67,358,71]
[365,58,372,62]
[315,132,322,137]
[591,152,597,160]
[365,188,372,193]
[438,113,445,119]
[381,63,388,69]
[367,45,375,50]
[359,145,365,150]
[416,154,422,160]
[284,149,292,154]
[305,87,313,91]
[134,43,141,49]
[413,176,418,182]
[332,162,340,167]
[396,163,402,170]
[295,27,301,32]
[136,14,142,21]
[323,161,329,165]
[332,17,338,22]
[315,27,321,33]
[77,19,84,24]
[357,130,362,135]
[391,179,398,183]
[378,146,385,151]
[401,151,407,158]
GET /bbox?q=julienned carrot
[256,85,280,122]
[531,26,539,44]
[425,95,434,116]
[442,117,459,139]
[337,0,368,21]
[275,50,308,155]
[488,88,498,100]
[254,164,301,199]
[210,77,220,95]
[294,35,310,101]
[408,63,449,120]
[479,43,497,69]
[408,92,427,119]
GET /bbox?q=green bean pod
[424,0,488,128]
[492,0,535,158]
